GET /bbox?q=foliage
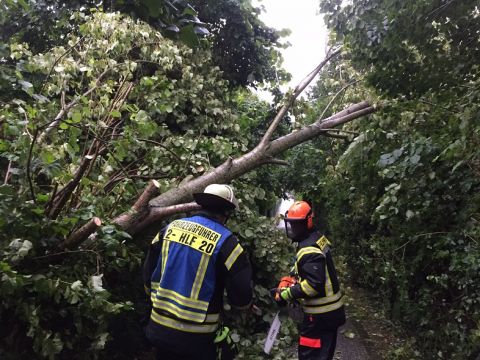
[189,0,291,87]
[319,0,480,97]
[1,0,208,53]
[275,1,480,358]
[1,0,289,88]
[0,11,295,359]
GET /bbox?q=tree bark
[114,180,160,230]
[112,101,375,236]
[60,217,102,250]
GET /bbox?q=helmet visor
[284,218,309,241]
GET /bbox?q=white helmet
[193,184,238,212]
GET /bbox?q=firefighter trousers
[298,316,338,360]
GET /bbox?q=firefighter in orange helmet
[274,201,346,360]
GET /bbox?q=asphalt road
[334,319,375,360]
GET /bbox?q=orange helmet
[284,201,313,240]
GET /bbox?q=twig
[137,138,183,162]
[394,231,451,251]
[319,80,360,120]
[107,187,126,218]
[260,157,290,166]
[424,0,456,20]
[33,249,101,261]
[44,182,58,213]
[26,128,39,202]
[47,155,94,219]
[320,128,360,135]
[37,67,111,144]
[258,48,342,148]
[419,98,456,113]
[3,161,12,185]
[39,36,85,94]
[323,133,348,139]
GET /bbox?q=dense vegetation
[1,0,479,359]
[0,2,295,359]
[280,1,480,358]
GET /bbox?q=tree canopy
[1,0,479,359]
[276,1,480,358]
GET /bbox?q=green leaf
[180,24,200,48]
[143,0,162,17]
[110,110,121,118]
[182,5,197,17]
[410,154,421,164]
[40,150,55,164]
[36,193,50,202]
[72,112,82,123]
[17,0,29,11]
[18,80,34,95]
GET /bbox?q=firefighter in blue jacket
[143,184,253,360]
[275,201,346,360]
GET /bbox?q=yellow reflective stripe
[144,285,151,296]
[152,298,206,323]
[151,286,209,311]
[225,244,243,270]
[150,311,219,333]
[300,279,318,297]
[161,238,170,275]
[303,291,343,306]
[190,253,209,299]
[303,297,344,314]
[324,264,334,296]
[152,233,160,244]
[296,246,324,264]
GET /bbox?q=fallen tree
[68,49,375,244]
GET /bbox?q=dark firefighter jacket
[143,212,252,346]
[288,230,346,329]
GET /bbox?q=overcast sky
[253,0,329,89]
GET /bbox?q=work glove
[276,287,293,306]
[215,326,238,360]
[272,276,296,306]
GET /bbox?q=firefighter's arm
[142,231,163,297]
[285,249,326,300]
[221,236,253,310]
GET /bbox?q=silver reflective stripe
[205,313,220,322]
[151,311,219,333]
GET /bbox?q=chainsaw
[263,276,297,354]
